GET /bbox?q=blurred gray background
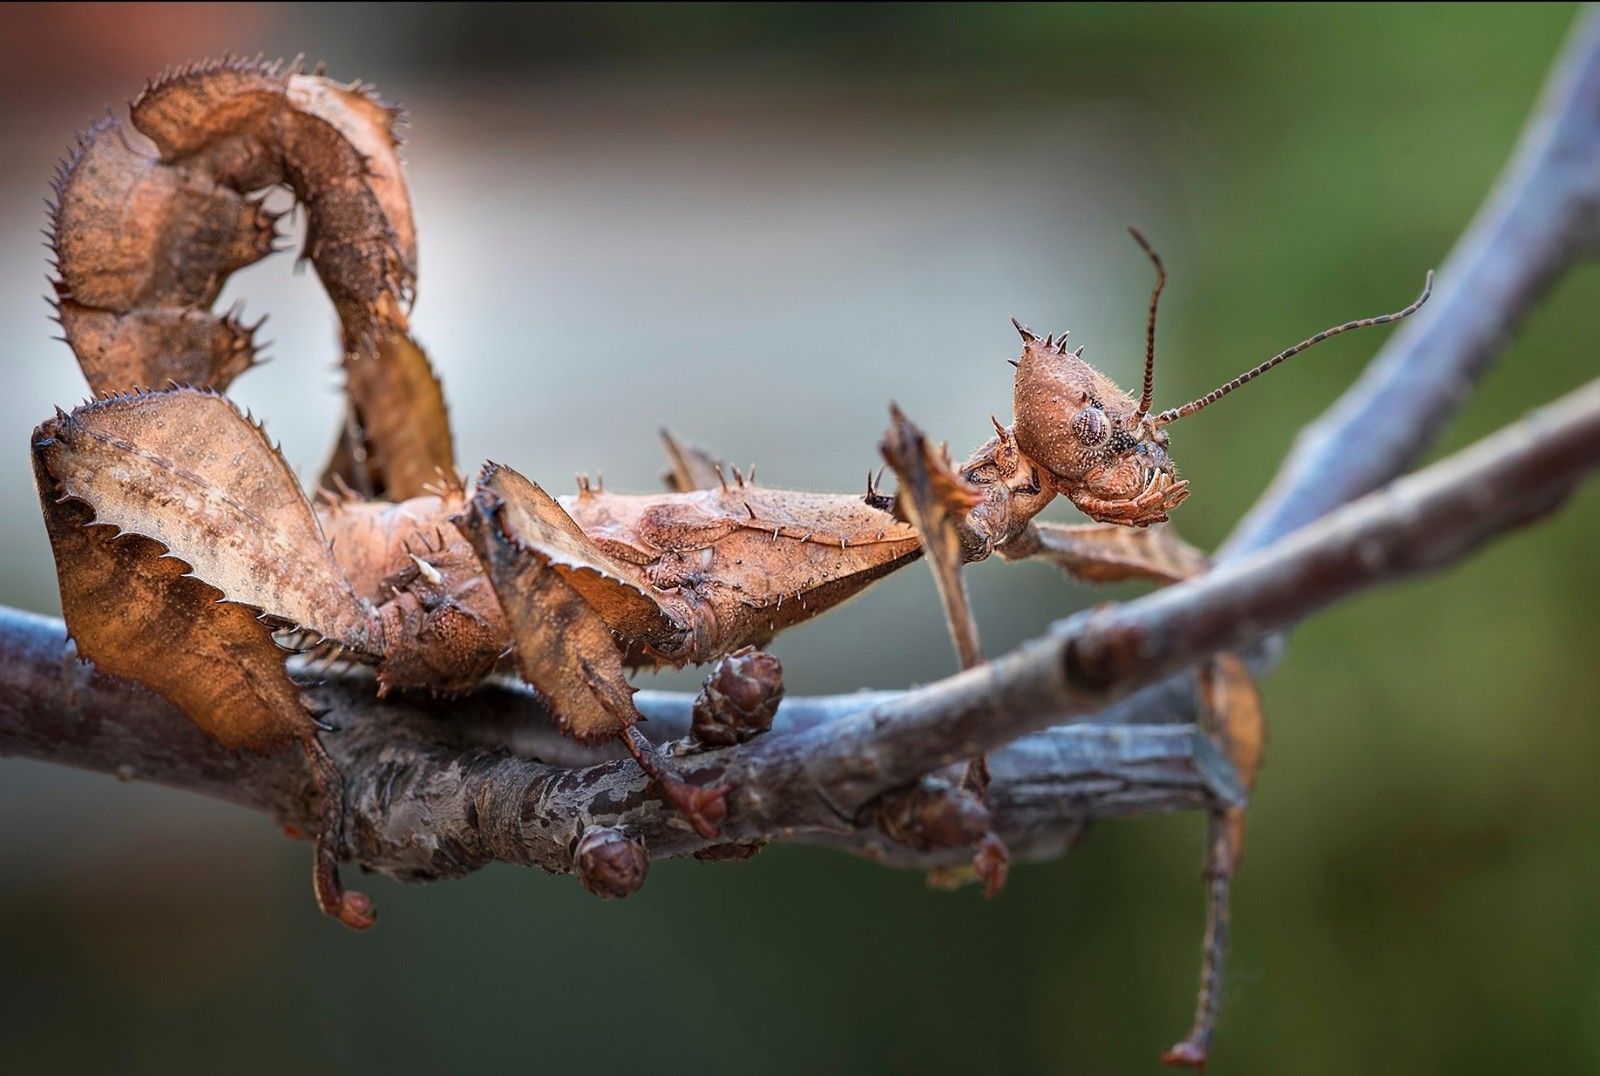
[2,4,1597,1073]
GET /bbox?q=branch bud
[690,646,783,747]
[574,826,649,899]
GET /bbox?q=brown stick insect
[35,57,1428,1065]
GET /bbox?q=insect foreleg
[879,405,1009,895]
[996,520,1209,585]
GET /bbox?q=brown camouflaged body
[317,484,921,688]
[1011,335,1187,526]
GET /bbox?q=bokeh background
[2,4,1597,1072]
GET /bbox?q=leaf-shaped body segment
[36,389,378,655]
[560,483,923,658]
[33,460,308,751]
[48,58,453,499]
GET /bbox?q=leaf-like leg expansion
[466,463,683,644]
[31,444,374,929]
[997,520,1210,585]
[35,389,379,655]
[456,464,728,837]
[659,428,728,492]
[455,465,642,740]
[879,405,1009,892]
[879,405,984,668]
[48,59,454,498]
[1164,653,1266,1070]
[322,325,456,501]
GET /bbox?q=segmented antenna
[1155,270,1434,426]
[1127,226,1165,421]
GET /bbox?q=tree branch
[3,376,1595,880]
[0,604,1241,876]
[1225,5,1600,557]
[1096,5,1600,729]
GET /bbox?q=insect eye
[1071,407,1112,448]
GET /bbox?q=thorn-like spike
[1010,316,1037,342]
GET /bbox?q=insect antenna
[1127,226,1165,422]
[1154,270,1434,426]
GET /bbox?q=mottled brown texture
[33,477,307,752]
[1009,329,1189,526]
[560,482,923,660]
[1004,230,1429,529]
[47,57,454,500]
[880,405,984,667]
[36,389,378,653]
[458,464,639,741]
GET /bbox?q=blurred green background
[2,3,1597,1072]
